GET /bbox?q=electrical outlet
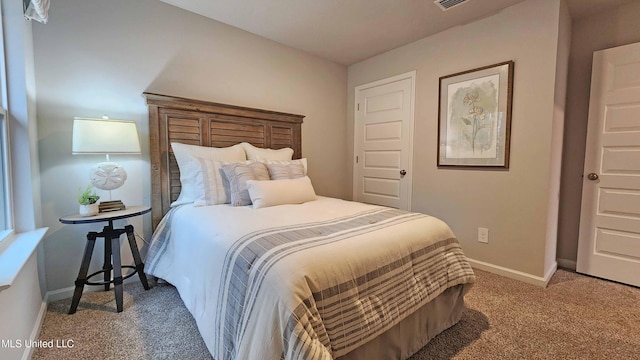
[478,228,489,244]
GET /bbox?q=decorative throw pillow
[241,142,294,161]
[192,158,239,206]
[221,162,270,206]
[267,163,305,180]
[171,142,246,207]
[246,176,317,209]
[262,158,308,175]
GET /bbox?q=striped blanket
[145,197,475,360]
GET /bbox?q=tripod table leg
[103,228,112,291]
[111,234,124,312]
[125,225,150,290]
[69,232,98,314]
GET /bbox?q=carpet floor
[33,269,640,360]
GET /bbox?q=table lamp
[72,117,141,211]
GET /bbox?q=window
[0,111,11,238]
[0,3,12,242]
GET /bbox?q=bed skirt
[338,284,467,360]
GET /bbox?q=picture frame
[438,61,514,168]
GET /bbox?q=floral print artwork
[446,74,499,159]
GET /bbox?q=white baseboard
[556,258,576,271]
[46,285,77,302]
[466,257,557,288]
[22,294,48,360]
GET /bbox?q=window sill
[0,227,48,291]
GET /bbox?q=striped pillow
[221,162,270,206]
[262,158,308,175]
[267,163,305,180]
[192,158,236,206]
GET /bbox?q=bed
[143,93,475,360]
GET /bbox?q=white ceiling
[159,0,635,65]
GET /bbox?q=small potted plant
[77,184,100,216]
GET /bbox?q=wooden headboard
[144,93,304,229]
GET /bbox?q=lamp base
[99,200,126,212]
[91,161,127,191]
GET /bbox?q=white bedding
[145,197,475,360]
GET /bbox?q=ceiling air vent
[434,0,468,11]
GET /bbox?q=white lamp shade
[72,118,141,154]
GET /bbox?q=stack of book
[99,200,126,212]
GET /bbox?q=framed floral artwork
[437,61,514,168]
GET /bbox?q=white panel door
[577,42,640,287]
[354,72,415,210]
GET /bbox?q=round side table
[60,205,151,314]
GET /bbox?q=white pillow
[246,176,317,209]
[241,142,293,161]
[171,142,246,206]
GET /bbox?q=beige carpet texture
[32,269,640,360]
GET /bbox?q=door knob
[587,173,599,181]
[400,169,407,177]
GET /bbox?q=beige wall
[348,0,564,278]
[557,0,640,264]
[34,0,348,292]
